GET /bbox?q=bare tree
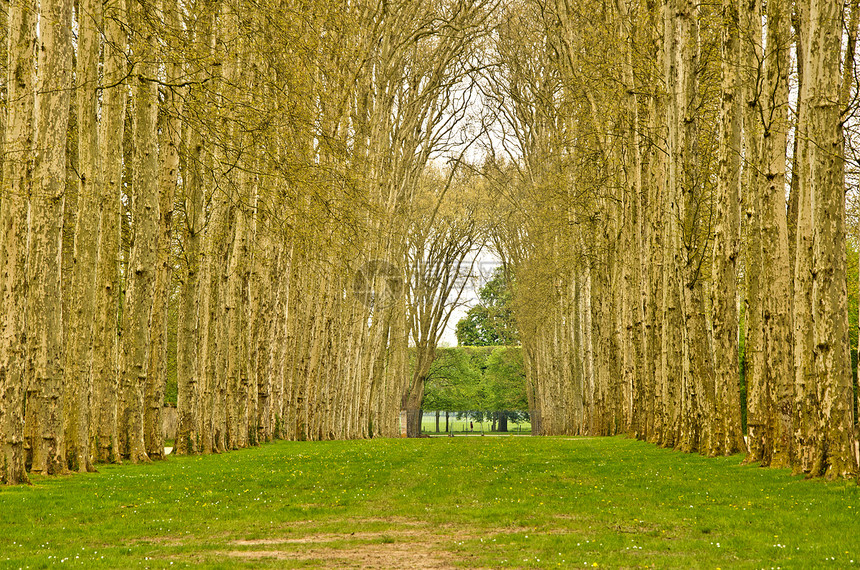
[403,169,485,437]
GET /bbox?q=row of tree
[487,0,860,479]
[0,0,495,484]
[422,346,528,419]
[4,0,857,486]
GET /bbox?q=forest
[1,0,859,487]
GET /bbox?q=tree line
[0,0,495,484]
[421,345,528,426]
[485,0,860,480]
[3,0,859,486]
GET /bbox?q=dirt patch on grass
[351,516,426,526]
[174,518,581,568]
[232,528,432,546]
[221,527,463,568]
[221,542,459,569]
[217,520,484,568]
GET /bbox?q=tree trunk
[405,344,432,437]
[226,205,249,448]
[660,0,683,450]
[792,0,820,475]
[197,219,218,453]
[842,0,860,475]
[806,0,857,479]
[64,0,102,473]
[404,377,426,438]
[711,0,746,455]
[144,65,180,460]
[91,0,126,465]
[175,111,203,455]
[759,0,794,467]
[742,0,768,465]
[615,0,643,439]
[27,0,74,475]
[0,0,36,485]
[119,0,160,463]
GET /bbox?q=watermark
[352,260,403,309]
[352,258,503,308]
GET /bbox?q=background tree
[403,168,486,437]
[421,346,528,433]
[455,267,518,346]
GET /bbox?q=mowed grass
[1,436,859,569]
[420,417,532,434]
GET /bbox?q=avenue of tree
[1,0,859,486]
[487,0,860,480]
[421,345,528,431]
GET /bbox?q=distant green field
[420,414,532,434]
[2,436,858,568]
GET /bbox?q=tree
[91,0,126,465]
[403,169,486,437]
[710,0,746,455]
[64,0,102,473]
[801,0,857,479]
[0,0,37,485]
[145,0,183,460]
[455,267,518,346]
[119,0,160,463]
[26,0,74,475]
[423,348,485,415]
[482,347,528,431]
[421,346,528,432]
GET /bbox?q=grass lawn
[1,436,858,569]
[421,416,532,435]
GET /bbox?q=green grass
[1,436,859,568]
[421,416,532,434]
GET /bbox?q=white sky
[438,250,502,346]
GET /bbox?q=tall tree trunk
[615,0,643,439]
[145,0,183,457]
[92,0,126,465]
[792,0,820,475]
[197,220,217,453]
[0,0,36,485]
[645,68,665,445]
[64,0,102,473]
[175,118,203,455]
[27,0,74,475]
[145,54,181,460]
[760,0,794,467]
[842,0,860,474]
[660,0,683,450]
[119,0,160,463]
[711,0,746,455]
[742,0,768,464]
[806,0,857,479]
[675,0,714,454]
[226,205,249,448]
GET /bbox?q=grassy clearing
[1,436,858,569]
[421,417,532,434]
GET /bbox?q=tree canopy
[2,0,860,487]
[422,347,527,414]
[455,268,519,346]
